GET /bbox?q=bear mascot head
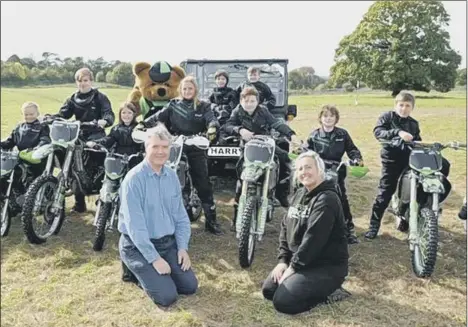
[127,61,186,119]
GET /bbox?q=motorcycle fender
[241,166,264,182]
[31,144,54,160]
[421,176,444,194]
[100,179,119,203]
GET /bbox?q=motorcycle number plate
[207,147,241,157]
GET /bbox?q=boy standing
[51,68,115,213]
[365,91,450,240]
[307,105,363,244]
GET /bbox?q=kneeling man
[118,124,198,307]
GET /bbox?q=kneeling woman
[262,151,350,315]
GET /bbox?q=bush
[96,71,106,83]
[343,82,355,92]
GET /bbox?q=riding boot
[72,193,87,213]
[364,211,381,240]
[347,223,359,244]
[202,203,224,235]
[231,203,238,232]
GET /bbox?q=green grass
[1,87,467,327]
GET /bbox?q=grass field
[1,86,467,327]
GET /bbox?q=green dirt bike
[21,117,105,244]
[386,140,466,278]
[91,144,142,251]
[235,134,281,268]
[0,146,55,237]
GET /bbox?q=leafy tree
[457,68,467,86]
[329,1,461,96]
[106,63,134,86]
[95,71,106,83]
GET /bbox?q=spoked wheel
[21,175,65,244]
[238,196,258,268]
[93,201,112,251]
[411,207,438,277]
[1,198,11,237]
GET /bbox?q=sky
[1,1,466,76]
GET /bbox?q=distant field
[1,87,467,327]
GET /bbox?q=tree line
[1,53,134,87]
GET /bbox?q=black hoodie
[236,80,276,111]
[374,111,421,163]
[94,122,143,155]
[278,180,349,274]
[208,86,238,125]
[224,104,295,140]
[144,98,220,136]
[0,119,51,151]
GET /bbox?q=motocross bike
[386,140,466,278]
[131,127,206,222]
[235,134,281,268]
[21,117,106,244]
[92,144,143,251]
[0,145,56,237]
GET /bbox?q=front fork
[408,173,440,251]
[34,149,68,213]
[236,168,270,241]
[51,149,74,211]
[408,173,419,250]
[2,173,15,219]
[93,178,120,230]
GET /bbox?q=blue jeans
[119,234,198,307]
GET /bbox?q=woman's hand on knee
[271,263,288,283]
[152,258,171,275]
[278,266,295,285]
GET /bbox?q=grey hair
[144,123,173,148]
[292,150,326,188]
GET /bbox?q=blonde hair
[21,101,40,114]
[292,151,326,188]
[74,67,94,81]
[178,75,200,105]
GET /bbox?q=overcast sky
[1,1,466,76]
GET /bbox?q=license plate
[207,147,241,157]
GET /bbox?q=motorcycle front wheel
[411,207,438,277]
[238,196,258,268]
[21,174,65,244]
